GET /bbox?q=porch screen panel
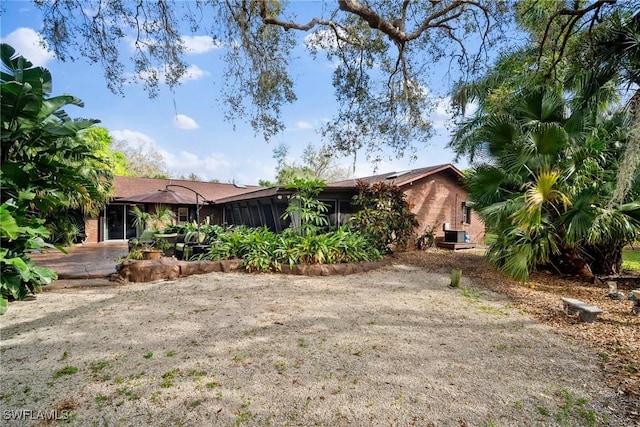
[275,202,290,231]
[322,200,337,228]
[241,205,251,226]
[232,206,242,225]
[250,204,262,227]
[261,201,276,231]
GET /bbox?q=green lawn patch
[622,249,640,273]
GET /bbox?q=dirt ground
[1,249,638,426]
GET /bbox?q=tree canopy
[260,142,351,186]
[0,43,114,312]
[449,6,640,282]
[28,0,623,162]
[31,1,638,162]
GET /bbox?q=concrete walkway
[29,242,129,290]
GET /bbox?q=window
[177,207,189,223]
[461,202,472,224]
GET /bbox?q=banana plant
[1,44,113,313]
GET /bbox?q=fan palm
[455,81,639,281]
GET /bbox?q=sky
[1,1,473,186]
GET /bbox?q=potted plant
[141,246,163,260]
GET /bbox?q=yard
[1,250,638,426]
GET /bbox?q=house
[87,164,484,245]
[84,177,262,243]
[217,163,485,244]
[331,164,484,244]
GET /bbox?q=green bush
[350,181,419,253]
[193,179,383,272]
[199,225,381,272]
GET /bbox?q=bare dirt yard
[1,250,638,426]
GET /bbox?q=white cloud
[428,96,478,132]
[129,64,210,85]
[174,114,199,130]
[162,150,234,180]
[182,35,223,54]
[287,120,314,131]
[3,28,55,66]
[180,64,210,82]
[110,129,158,151]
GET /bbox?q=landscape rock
[116,257,181,283]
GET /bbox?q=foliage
[449,7,640,282]
[46,210,86,246]
[150,205,176,231]
[1,43,113,312]
[282,178,329,236]
[622,249,640,273]
[130,206,151,231]
[0,203,58,314]
[260,143,351,186]
[417,224,438,250]
[129,205,176,232]
[350,181,418,253]
[81,127,129,176]
[32,0,522,161]
[198,225,380,272]
[110,137,169,178]
[452,81,640,281]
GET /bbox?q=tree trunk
[584,243,624,276]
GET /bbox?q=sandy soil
[0,260,632,426]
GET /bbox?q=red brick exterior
[84,216,99,244]
[401,172,484,244]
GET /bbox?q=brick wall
[402,173,485,244]
[84,216,99,244]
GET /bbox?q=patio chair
[128,230,155,251]
[175,231,205,260]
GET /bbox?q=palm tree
[454,82,639,281]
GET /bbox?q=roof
[214,164,465,204]
[112,176,263,204]
[326,164,465,188]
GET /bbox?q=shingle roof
[113,176,263,204]
[213,164,465,204]
[326,163,464,188]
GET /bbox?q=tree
[1,43,114,312]
[282,178,329,236]
[451,76,639,281]
[260,142,351,187]
[81,127,129,176]
[350,181,419,253]
[110,137,169,178]
[31,0,518,161]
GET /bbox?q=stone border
[114,257,390,283]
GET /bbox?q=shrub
[350,181,419,253]
[282,178,329,236]
[199,225,381,272]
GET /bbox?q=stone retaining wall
[114,258,389,283]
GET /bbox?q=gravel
[0,262,628,426]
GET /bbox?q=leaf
[0,296,7,315]
[0,204,21,239]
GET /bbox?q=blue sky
[1,1,471,185]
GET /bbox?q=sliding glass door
[104,204,137,241]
